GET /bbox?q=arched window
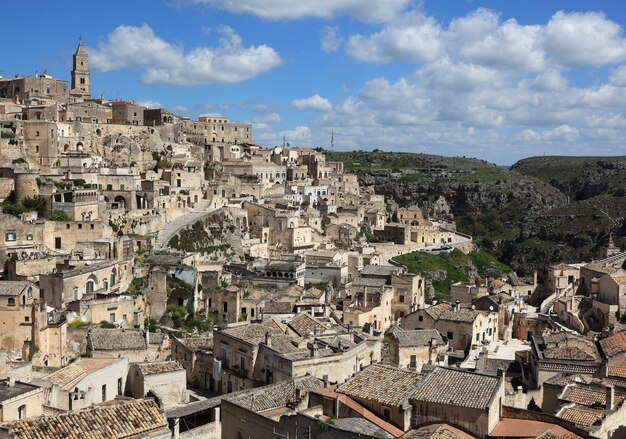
[86,280,95,294]
[110,271,116,286]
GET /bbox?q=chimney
[606,385,615,411]
[323,374,329,388]
[265,332,272,347]
[455,299,461,312]
[310,342,319,358]
[517,386,523,396]
[8,377,15,387]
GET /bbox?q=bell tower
[71,36,90,98]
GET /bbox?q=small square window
[5,231,16,242]
[26,234,33,241]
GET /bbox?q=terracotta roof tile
[599,331,626,357]
[411,367,501,410]
[1,399,168,438]
[337,364,423,406]
[557,406,603,427]
[137,361,184,375]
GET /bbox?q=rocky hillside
[327,150,626,274]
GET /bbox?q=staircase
[155,201,216,250]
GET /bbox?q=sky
[7,1,626,164]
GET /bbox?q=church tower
[71,37,90,98]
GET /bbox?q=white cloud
[320,26,343,53]
[187,0,410,23]
[90,24,282,85]
[136,100,162,109]
[449,9,545,72]
[292,94,333,112]
[347,12,441,63]
[544,11,626,67]
[253,112,282,123]
[279,126,312,143]
[609,65,626,86]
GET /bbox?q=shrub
[68,320,90,329]
[99,320,116,329]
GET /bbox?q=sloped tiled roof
[410,367,501,410]
[45,358,123,391]
[263,301,295,314]
[599,331,626,357]
[178,336,213,353]
[221,323,281,345]
[1,399,168,439]
[332,418,394,438]
[399,424,473,438]
[137,361,184,376]
[226,376,323,412]
[337,364,423,406]
[560,385,625,407]
[288,313,327,337]
[557,406,603,427]
[389,328,444,347]
[544,347,594,361]
[88,329,147,351]
[0,281,34,296]
[423,303,452,320]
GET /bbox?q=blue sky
[8,0,626,164]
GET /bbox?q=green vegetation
[11,158,26,164]
[361,226,380,243]
[2,196,46,218]
[393,249,511,302]
[166,305,213,333]
[68,320,90,329]
[128,276,145,296]
[48,211,70,221]
[99,320,116,329]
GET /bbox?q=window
[27,288,32,299]
[73,287,78,301]
[85,279,95,294]
[7,298,15,306]
[399,295,405,303]
[24,316,29,322]
[239,356,246,373]
[117,378,123,395]
[101,384,106,401]
[447,331,454,340]
[109,313,115,323]
[410,355,417,368]
[5,231,16,241]
[55,237,62,249]
[418,315,423,322]
[18,405,26,420]
[223,302,228,312]
[26,234,33,241]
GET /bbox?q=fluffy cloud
[320,26,343,53]
[90,24,282,85]
[136,100,162,109]
[279,126,312,141]
[291,94,333,112]
[187,0,410,22]
[347,13,441,63]
[544,11,626,67]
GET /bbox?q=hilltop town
[0,42,624,439]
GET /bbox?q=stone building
[170,336,214,390]
[70,39,90,99]
[409,367,504,438]
[526,331,603,390]
[128,361,186,407]
[386,327,448,371]
[335,364,423,432]
[0,399,170,439]
[0,381,44,422]
[38,357,128,411]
